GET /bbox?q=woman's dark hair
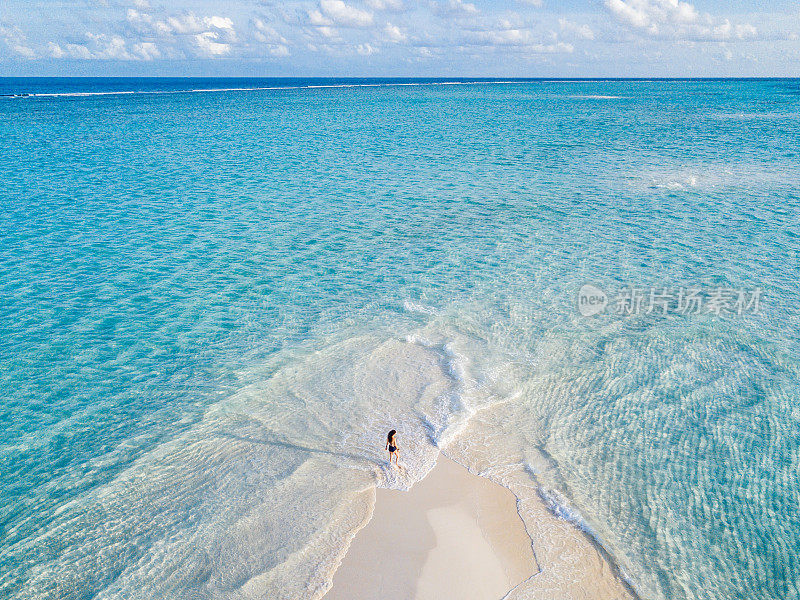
[387,430,396,442]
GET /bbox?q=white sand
[324,455,536,600]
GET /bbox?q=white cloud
[83,33,137,59]
[559,18,595,40]
[270,45,290,56]
[195,31,231,55]
[435,0,479,17]
[165,14,234,35]
[474,28,537,46]
[1,23,36,58]
[463,22,573,53]
[612,0,695,29]
[606,0,658,29]
[319,0,374,27]
[47,42,65,58]
[12,44,36,58]
[126,9,170,35]
[384,23,407,42]
[367,0,404,10]
[126,9,146,24]
[604,0,756,40]
[205,16,235,31]
[356,42,378,55]
[252,19,285,43]
[127,10,236,39]
[65,44,93,59]
[132,41,160,59]
[166,14,207,34]
[307,9,332,27]
[123,9,239,57]
[4,0,795,72]
[710,20,757,40]
[50,34,147,60]
[92,34,127,58]
[252,19,290,56]
[317,26,339,38]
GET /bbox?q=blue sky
[1,0,798,76]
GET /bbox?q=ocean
[1,77,798,599]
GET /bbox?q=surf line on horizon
[5,79,534,99]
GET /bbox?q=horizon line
[2,75,799,80]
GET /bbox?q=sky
[1,0,799,77]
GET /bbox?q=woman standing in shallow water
[385,430,399,467]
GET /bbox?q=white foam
[402,300,438,315]
[8,79,533,100]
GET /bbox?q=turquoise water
[1,79,799,599]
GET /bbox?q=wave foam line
[3,80,532,99]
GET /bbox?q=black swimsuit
[388,445,397,453]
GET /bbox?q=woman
[385,429,400,467]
